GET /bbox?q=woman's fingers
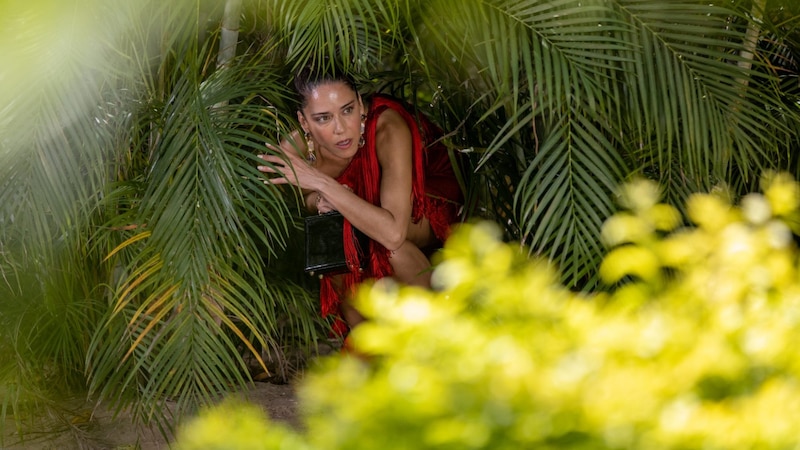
[256,154,301,187]
[256,154,280,173]
[266,141,290,154]
[317,197,335,213]
[264,177,288,185]
[257,138,311,188]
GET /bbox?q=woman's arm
[259,109,414,250]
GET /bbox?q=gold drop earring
[304,131,316,163]
[358,114,366,148]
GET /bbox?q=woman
[258,66,462,334]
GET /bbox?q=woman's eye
[315,115,331,123]
[343,107,354,115]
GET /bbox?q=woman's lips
[336,138,352,148]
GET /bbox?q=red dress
[319,94,463,333]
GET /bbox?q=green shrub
[175,172,800,449]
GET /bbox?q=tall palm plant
[1,0,325,440]
[86,48,320,427]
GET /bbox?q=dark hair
[293,63,360,110]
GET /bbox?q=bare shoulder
[374,107,412,153]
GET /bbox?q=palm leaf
[85,46,326,428]
[265,0,392,72]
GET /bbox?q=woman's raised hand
[256,131,317,190]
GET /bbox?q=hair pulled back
[293,63,360,110]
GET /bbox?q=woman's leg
[326,273,365,329]
[388,240,433,287]
[388,217,437,288]
[340,217,437,329]
[339,299,365,328]
[340,241,431,330]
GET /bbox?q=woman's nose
[333,116,345,134]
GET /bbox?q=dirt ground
[2,380,301,449]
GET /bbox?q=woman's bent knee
[388,240,432,288]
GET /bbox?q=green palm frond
[517,109,626,286]
[265,0,394,72]
[85,49,324,427]
[619,2,775,182]
[3,0,324,435]
[399,0,630,286]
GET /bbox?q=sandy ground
[2,381,301,450]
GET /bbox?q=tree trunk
[737,0,766,87]
[217,0,242,70]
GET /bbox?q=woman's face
[298,81,364,158]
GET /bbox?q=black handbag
[304,211,369,276]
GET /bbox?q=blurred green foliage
[176,172,800,449]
